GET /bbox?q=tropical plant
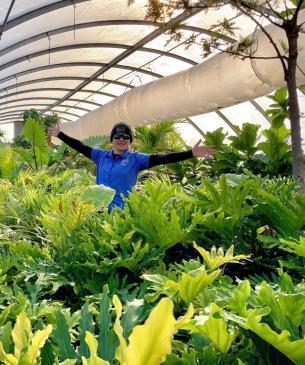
[133,120,186,154]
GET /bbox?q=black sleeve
[149,150,194,168]
[57,132,92,159]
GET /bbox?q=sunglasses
[113,133,130,140]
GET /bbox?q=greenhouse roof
[0,0,304,143]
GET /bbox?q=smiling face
[112,133,131,154]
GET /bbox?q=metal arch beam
[0,103,90,113]
[0,62,163,85]
[0,43,197,73]
[43,8,202,113]
[0,113,72,123]
[0,0,16,39]
[3,0,90,32]
[250,99,272,123]
[0,20,236,58]
[0,107,79,119]
[49,109,81,118]
[0,88,116,102]
[185,117,206,137]
[0,110,24,118]
[0,96,102,109]
[0,76,135,95]
[216,110,240,135]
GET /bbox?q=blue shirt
[90,148,150,210]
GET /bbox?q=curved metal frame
[0,62,163,85]
[0,76,135,94]
[0,88,117,102]
[0,96,102,109]
[0,1,279,138]
[0,43,197,73]
[0,20,236,58]
[0,114,72,123]
[4,0,90,31]
[42,8,202,112]
[0,103,90,113]
[0,0,15,39]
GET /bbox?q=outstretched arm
[47,125,92,159]
[148,140,215,168]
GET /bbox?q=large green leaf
[97,288,118,362]
[81,185,115,209]
[22,118,48,168]
[53,312,77,361]
[245,310,305,365]
[124,297,176,365]
[192,304,238,353]
[121,299,145,338]
[178,268,221,304]
[79,303,95,358]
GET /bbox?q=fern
[0,143,20,179]
[126,180,192,248]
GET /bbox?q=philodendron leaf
[12,312,32,360]
[194,243,250,270]
[0,313,53,365]
[98,288,118,362]
[280,237,305,258]
[193,304,238,354]
[81,185,115,209]
[81,332,110,365]
[53,312,77,361]
[21,324,53,364]
[0,342,17,365]
[121,298,144,338]
[178,268,221,304]
[228,280,251,317]
[124,297,176,365]
[113,295,127,364]
[245,310,305,365]
[79,303,94,358]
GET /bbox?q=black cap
[110,122,133,143]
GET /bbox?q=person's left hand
[192,140,215,158]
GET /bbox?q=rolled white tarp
[59,10,305,140]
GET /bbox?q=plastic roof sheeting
[0,0,304,143]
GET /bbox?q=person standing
[47,122,214,211]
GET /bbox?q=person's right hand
[47,124,61,137]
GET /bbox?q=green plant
[21,118,48,171]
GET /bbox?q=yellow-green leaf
[113,295,127,364]
[195,304,237,353]
[23,324,53,364]
[12,312,32,360]
[59,360,77,365]
[178,268,221,304]
[124,297,175,365]
[246,310,305,364]
[0,342,18,365]
[81,332,110,365]
[175,303,194,332]
[194,242,249,270]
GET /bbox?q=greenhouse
[0,0,305,364]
